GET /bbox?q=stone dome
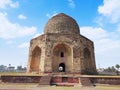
[44,13,80,34]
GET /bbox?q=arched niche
[83,48,92,74]
[30,46,41,72]
[52,43,72,72]
[84,48,91,59]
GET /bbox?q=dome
[44,13,80,34]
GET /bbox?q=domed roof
[44,13,80,34]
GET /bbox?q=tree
[115,64,120,75]
[111,66,115,71]
[115,64,120,70]
[0,65,6,72]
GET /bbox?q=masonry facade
[27,13,96,74]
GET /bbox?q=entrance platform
[0,73,120,86]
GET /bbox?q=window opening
[60,52,64,57]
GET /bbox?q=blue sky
[0,0,120,68]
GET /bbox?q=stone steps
[39,76,52,85]
[79,77,92,86]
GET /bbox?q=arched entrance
[59,63,65,72]
[30,46,41,72]
[52,43,72,72]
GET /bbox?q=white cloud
[98,0,120,23]
[81,26,120,68]
[0,12,37,39]
[9,1,19,8]
[117,24,120,32]
[67,0,75,8]
[6,40,13,45]
[81,26,120,53]
[18,42,29,48]
[0,0,19,9]
[46,11,58,18]
[80,27,108,41]
[18,14,27,20]
[92,0,120,68]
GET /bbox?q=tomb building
[27,13,96,74]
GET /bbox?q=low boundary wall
[0,74,120,86]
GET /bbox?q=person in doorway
[59,66,63,72]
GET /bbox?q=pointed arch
[52,43,72,72]
[83,48,92,74]
[30,46,41,72]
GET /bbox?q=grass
[0,72,40,76]
[96,85,120,90]
[0,83,120,90]
[0,72,120,77]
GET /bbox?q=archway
[83,48,91,74]
[59,63,65,72]
[30,46,41,72]
[52,43,72,72]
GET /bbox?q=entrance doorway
[59,63,65,72]
[52,43,72,72]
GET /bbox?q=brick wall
[1,76,41,83]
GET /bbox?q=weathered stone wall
[43,33,96,74]
[27,13,96,74]
[1,75,120,85]
[79,35,96,74]
[51,77,79,84]
[27,32,96,74]
[27,34,46,73]
[1,76,41,83]
[95,78,120,85]
[44,34,73,73]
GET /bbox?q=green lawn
[96,85,120,90]
[0,83,120,90]
[0,72,40,76]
